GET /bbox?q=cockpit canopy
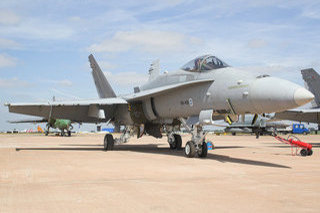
[181,55,229,72]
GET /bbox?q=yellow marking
[228,84,249,89]
[226,116,232,125]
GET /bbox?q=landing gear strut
[180,119,209,158]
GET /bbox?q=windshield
[181,55,229,72]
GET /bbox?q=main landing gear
[167,133,182,150]
[185,140,207,158]
[103,126,133,151]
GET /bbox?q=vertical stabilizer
[89,54,116,98]
[148,59,160,81]
[301,68,320,107]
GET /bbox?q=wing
[5,98,127,123]
[125,79,214,101]
[275,108,320,124]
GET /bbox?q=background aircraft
[9,117,73,136]
[275,68,320,128]
[6,54,314,158]
[218,114,290,138]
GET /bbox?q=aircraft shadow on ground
[270,143,320,148]
[16,143,290,169]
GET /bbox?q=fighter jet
[219,114,291,138]
[5,54,314,158]
[275,68,320,126]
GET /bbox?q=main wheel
[300,149,308,157]
[67,130,71,137]
[104,134,114,151]
[169,134,182,150]
[198,142,208,158]
[307,149,313,156]
[45,131,49,136]
[184,141,196,158]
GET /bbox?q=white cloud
[301,7,320,19]
[89,30,201,54]
[0,38,21,49]
[49,79,73,87]
[0,10,20,25]
[99,61,116,70]
[56,79,73,87]
[50,88,80,100]
[247,39,268,49]
[0,19,75,40]
[0,78,32,88]
[0,54,17,68]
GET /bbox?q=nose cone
[294,87,314,106]
[248,77,314,113]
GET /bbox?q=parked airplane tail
[301,68,320,107]
[89,54,116,98]
[148,59,160,81]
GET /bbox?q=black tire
[45,131,49,136]
[61,131,65,137]
[169,134,182,150]
[232,132,236,136]
[198,142,208,158]
[184,141,196,158]
[104,134,114,151]
[300,149,308,157]
[307,149,313,156]
[67,130,71,137]
[169,143,176,149]
[174,134,182,150]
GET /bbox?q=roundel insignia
[188,98,193,107]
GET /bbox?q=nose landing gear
[180,118,210,158]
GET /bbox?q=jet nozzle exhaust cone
[294,88,314,106]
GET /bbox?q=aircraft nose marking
[294,88,314,106]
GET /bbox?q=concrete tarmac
[0,133,320,212]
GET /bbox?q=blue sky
[1,0,320,131]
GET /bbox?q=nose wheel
[184,141,208,158]
[198,141,208,158]
[185,141,196,157]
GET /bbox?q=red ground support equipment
[274,135,313,156]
